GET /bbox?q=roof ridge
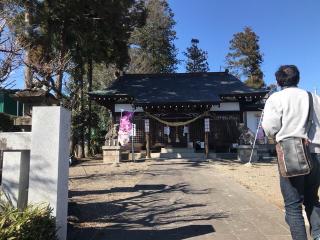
[121,71,229,78]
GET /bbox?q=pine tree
[128,0,178,73]
[2,0,145,157]
[2,0,144,92]
[226,27,265,89]
[184,38,209,73]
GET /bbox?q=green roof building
[0,89,23,117]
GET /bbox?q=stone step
[159,152,205,159]
[160,147,195,153]
[120,149,238,160]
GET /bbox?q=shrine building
[89,70,268,155]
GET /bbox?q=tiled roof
[89,71,268,104]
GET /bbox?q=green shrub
[0,113,14,132]
[0,192,57,240]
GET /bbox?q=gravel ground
[68,157,314,233]
[68,158,294,240]
[68,158,284,218]
[209,159,284,209]
[68,159,150,229]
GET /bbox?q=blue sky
[8,0,320,92]
[168,0,320,91]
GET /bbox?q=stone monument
[0,106,70,240]
[102,123,121,164]
[237,123,258,162]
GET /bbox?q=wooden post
[131,135,135,162]
[144,119,151,159]
[204,118,210,159]
[146,132,151,158]
[205,132,209,158]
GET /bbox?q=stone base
[237,145,258,163]
[102,146,121,164]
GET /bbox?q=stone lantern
[11,89,59,131]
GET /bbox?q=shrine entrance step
[159,147,204,159]
[160,147,194,153]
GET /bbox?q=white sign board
[183,126,189,135]
[204,118,210,132]
[164,126,170,135]
[131,124,136,137]
[144,119,150,133]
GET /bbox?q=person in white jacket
[262,65,320,240]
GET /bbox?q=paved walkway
[68,159,292,240]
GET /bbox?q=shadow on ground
[67,161,228,240]
[69,224,215,240]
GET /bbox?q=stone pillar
[0,132,31,209]
[17,151,30,210]
[102,146,121,164]
[28,107,71,240]
[237,145,258,163]
[2,151,30,209]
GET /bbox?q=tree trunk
[86,56,93,157]
[79,66,85,158]
[24,51,32,89]
[55,22,67,101]
[24,1,32,89]
[76,52,85,159]
[55,71,64,103]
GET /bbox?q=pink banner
[118,111,134,146]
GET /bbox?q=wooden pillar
[205,132,209,158]
[145,119,151,159]
[146,132,151,158]
[204,118,210,159]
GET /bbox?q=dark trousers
[280,153,320,240]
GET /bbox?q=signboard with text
[204,118,210,132]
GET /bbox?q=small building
[0,89,23,117]
[89,71,268,153]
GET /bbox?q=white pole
[246,84,278,166]
[246,111,264,165]
[119,109,123,147]
[131,111,137,162]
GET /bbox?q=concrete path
[68,159,292,240]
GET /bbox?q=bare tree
[0,15,22,88]
[25,48,72,97]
